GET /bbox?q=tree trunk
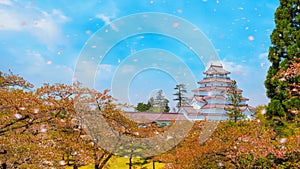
[98,153,112,169]
[66,153,70,165]
[129,157,132,169]
[1,162,6,169]
[152,161,155,169]
[94,163,99,169]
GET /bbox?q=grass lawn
[65,156,165,169]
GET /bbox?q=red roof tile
[192,86,228,92]
[201,104,249,111]
[192,86,243,92]
[201,104,227,109]
[182,106,201,116]
[198,78,232,84]
[203,95,226,100]
[194,96,207,103]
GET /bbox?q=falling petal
[57,49,63,55]
[280,138,287,143]
[33,108,39,114]
[59,160,66,166]
[172,22,179,28]
[177,9,182,13]
[217,162,223,167]
[14,113,22,119]
[248,36,254,41]
[40,125,47,133]
[85,30,91,34]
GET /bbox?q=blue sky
[0,0,279,108]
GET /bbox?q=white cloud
[96,13,119,31]
[0,8,23,30]
[96,64,115,80]
[119,65,136,74]
[96,14,111,25]
[221,61,243,73]
[218,60,250,77]
[0,1,69,49]
[95,1,119,31]
[0,0,12,6]
[257,52,270,69]
[24,50,46,66]
[14,50,74,86]
[259,52,268,59]
[98,64,113,73]
[51,9,70,23]
[15,50,46,72]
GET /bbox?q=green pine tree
[163,99,170,112]
[136,102,151,112]
[226,80,244,122]
[173,84,187,108]
[264,0,300,133]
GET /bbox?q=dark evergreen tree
[136,102,151,112]
[173,84,187,108]
[264,0,300,129]
[163,99,170,112]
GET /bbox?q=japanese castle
[179,64,254,120]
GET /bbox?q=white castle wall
[206,98,226,104]
[200,108,225,114]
